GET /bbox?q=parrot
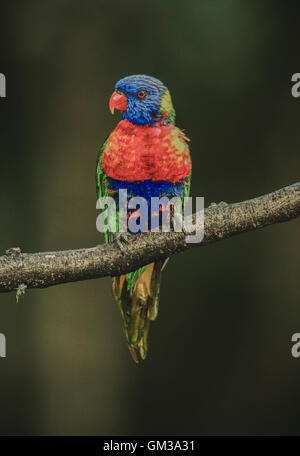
[96,75,192,362]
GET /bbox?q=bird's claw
[172,213,188,235]
[114,232,131,253]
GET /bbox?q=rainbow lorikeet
[96,75,192,362]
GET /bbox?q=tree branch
[0,182,299,293]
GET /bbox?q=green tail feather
[112,261,163,362]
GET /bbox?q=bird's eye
[137,90,147,99]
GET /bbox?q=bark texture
[0,182,299,293]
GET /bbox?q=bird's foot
[114,232,131,253]
[171,213,189,235]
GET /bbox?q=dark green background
[0,1,299,435]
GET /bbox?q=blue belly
[105,177,188,233]
[106,177,187,204]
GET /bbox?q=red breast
[101,120,191,183]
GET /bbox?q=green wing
[96,137,113,244]
[96,137,108,200]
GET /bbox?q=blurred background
[0,0,299,436]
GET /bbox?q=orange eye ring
[137,90,147,99]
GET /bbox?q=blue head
[109,74,175,126]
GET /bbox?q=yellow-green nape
[159,89,176,123]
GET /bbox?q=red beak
[109,91,127,114]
